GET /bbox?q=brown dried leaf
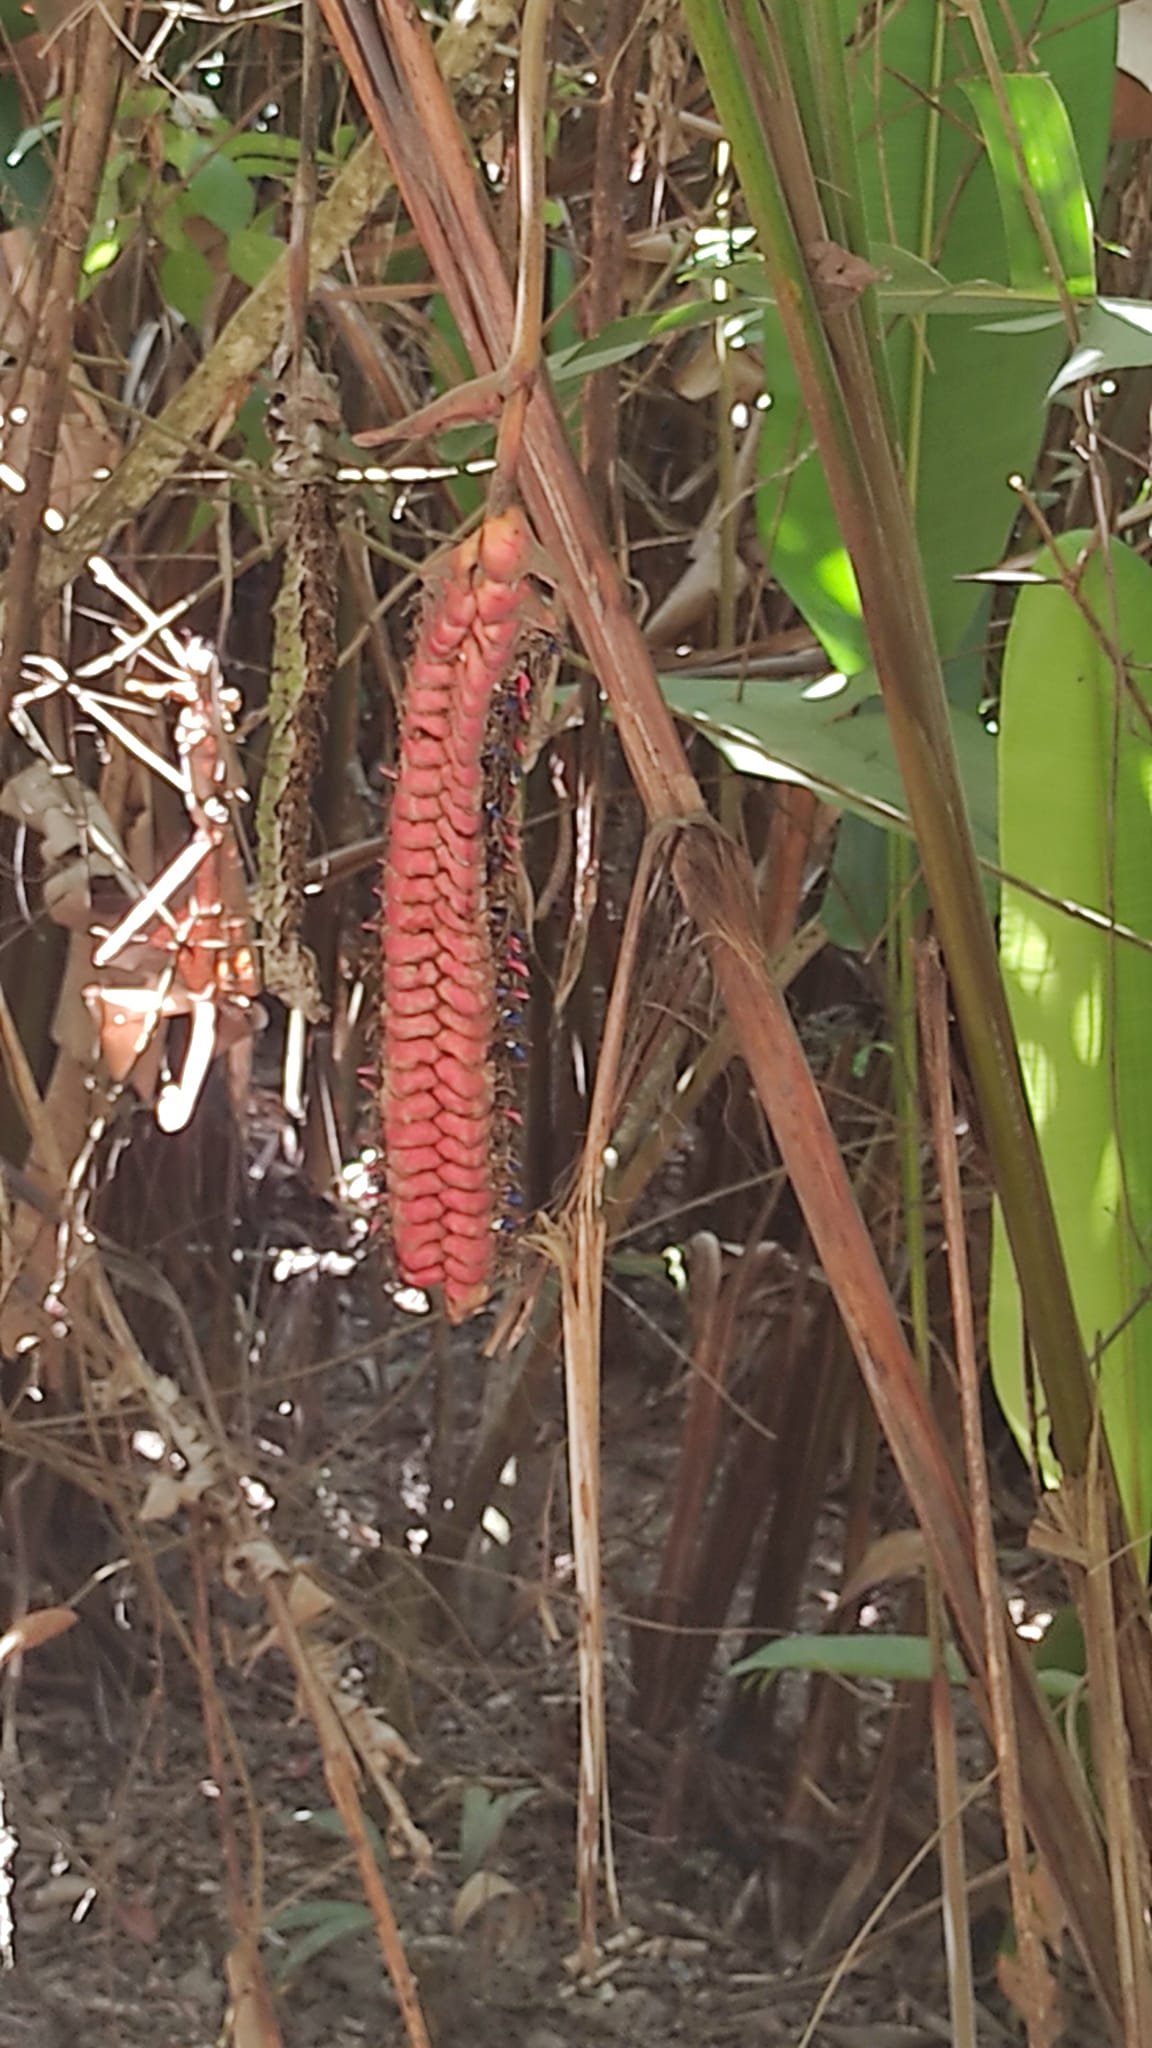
[139,1426,218,1521]
[0,1605,76,1667]
[838,1528,927,1608]
[226,1536,290,1589]
[1029,1856,1070,1952]
[451,1868,521,1936]
[996,1943,1065,2048]
[242,1566,333,1667]
[807,238,885,311]
[113,1892,159,1946]
[139,1471,195,1522]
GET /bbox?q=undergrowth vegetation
[3,3,1152,2045]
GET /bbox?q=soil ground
[0,1240,1107,2048]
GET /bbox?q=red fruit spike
[381,504,540,1314]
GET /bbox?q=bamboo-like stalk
[684,0,1099,1482]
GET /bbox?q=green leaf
[227,226,284,287]
[731,1633,967,1685]
[83,231,124,280]
[223,129,303,175]
[163,122,214,177]
[545,245,582,361]
[0,0,37,41]
[990,535,1152,1554]
[5,113,60,168]
[962,75,1096,298]
[549,300,718,383]
[271,1899,373,1977]
[119,85,169,121]
[747,3,1114,948]
[755,3,1114,681]
[658,668,997,862]
[159,240,215,327]
[0,77,50,222]
[731,1631,1082,1704]
[458,1784,537,1882]
[299,1805,388,1860]
[187,153,254,235]
[1047,297,1152,395]
[155,192,193,252]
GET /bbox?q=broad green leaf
[757,2,1115,680]
[753,2,1114,944]
[732,1633,967,1685]
[187,153,254,235]
[298,1805,388,1860]
[990,535,1152,1554]
[658,668,997,862]
[224,130,305,178]
[227,227,284,288]
[163,122,217,177]
[155,192,194,252]
[5,113,60,168]
[119,85,169,121]
[158,241,215,327]
[548,246,592,363]
[731,1631,1081,1703]
[550,272,1076,398]
[962,75,1095,297]
[727,249,1077,318]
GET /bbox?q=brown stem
[581,6,646,526]
[0,0,127,733]
[491,0,552,511]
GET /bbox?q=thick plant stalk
[381,507,532,1322]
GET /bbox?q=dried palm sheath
[380,507,533,1322]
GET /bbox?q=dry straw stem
[1078,1446,1152,2048]
[258,1569,433,2048]
[190,1529,284,2048]
[918,942,1045,2048]
[40,139,393,596]
[537,829,678,1962]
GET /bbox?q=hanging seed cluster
[380,507,533,1322]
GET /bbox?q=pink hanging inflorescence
[380,507,533,1322]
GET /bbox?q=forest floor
[0,1199,1108,2048]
